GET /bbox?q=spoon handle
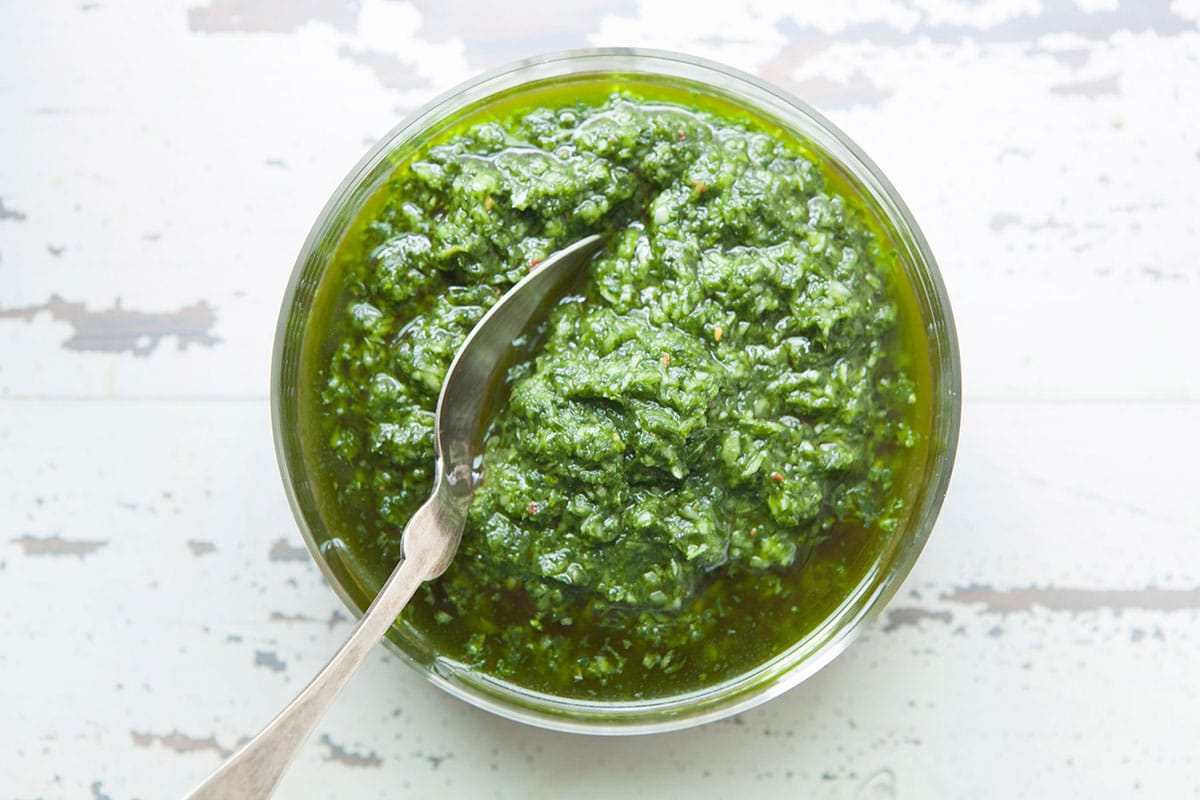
[183,502,439,799]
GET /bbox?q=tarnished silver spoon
[184,234,605,799]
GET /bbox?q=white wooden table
[3,2,1198,797]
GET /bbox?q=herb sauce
[302,81,932,699]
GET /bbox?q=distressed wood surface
[2,2,1198,798]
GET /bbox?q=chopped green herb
[304,85,931,699]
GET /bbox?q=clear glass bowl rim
[271,47,962,735]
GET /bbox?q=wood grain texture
[2,1,1198,797]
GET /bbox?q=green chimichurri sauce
[302,80,932,700]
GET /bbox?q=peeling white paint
[1075,0,1120,11]
[908,0,1043,29]
[1172,0,1200,22]
[3,2,1199,798]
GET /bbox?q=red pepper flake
[528,502,539,515]
[771,471,784,482]
[528,257,544,272]
[678,130,687,141]
[692,179,708,194]
[484,195,494,212]
[749,527,758,538]
[661,353,671,365]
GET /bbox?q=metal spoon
[184,234,605,799]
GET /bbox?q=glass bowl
[271,48,961,734]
